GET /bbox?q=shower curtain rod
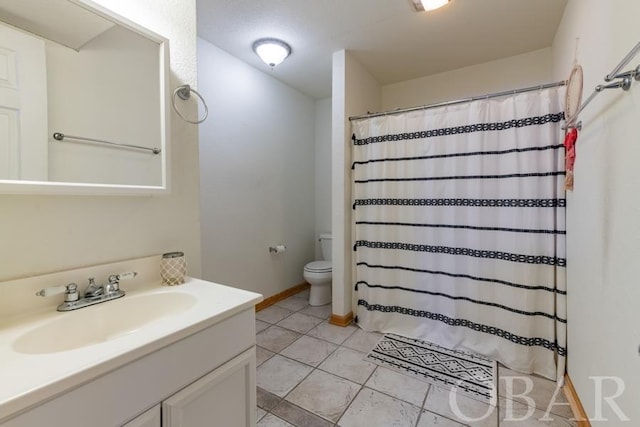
[348,81,567,121]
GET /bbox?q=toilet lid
[304,260,332,272]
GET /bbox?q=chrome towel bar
[564,41,640,130]
[52,132,161,155]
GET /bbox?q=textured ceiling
[197,0,567,99]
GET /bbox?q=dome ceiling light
[252,38,292,68]
[410,0,451,12]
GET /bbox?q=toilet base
[309,282,331,306]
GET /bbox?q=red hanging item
[564,128,578,190]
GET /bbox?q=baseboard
[255,282,309,312]
[329,312,353,327]
[563,374,591,426]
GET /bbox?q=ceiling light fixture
[410,0,450,12]
[252,38,292,68]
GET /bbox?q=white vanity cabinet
[3,307,258,427]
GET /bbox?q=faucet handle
[36,283,79,302]
[119,271,138,281]
[108,271,138,284]
[106,271,137,293]
[64,283,79,302]
[36,286,66,297]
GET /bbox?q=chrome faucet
[37,272,137,311]
[85,277,103,298]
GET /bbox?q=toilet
[303,233,332,306]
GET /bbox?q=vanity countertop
[0,278,262,422]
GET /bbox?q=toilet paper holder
[269,245,286,254]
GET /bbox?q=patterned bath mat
[366,333,497,404]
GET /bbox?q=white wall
[314,97,332,259]
[197,38,315,298]
[332,50,381,317]
[381,48,553,110]
[0,0,202,281]
[552,0,640,424]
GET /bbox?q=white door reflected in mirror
[0,0,169,195]
[0,24,48,181]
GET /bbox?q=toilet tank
[319,233,332,261]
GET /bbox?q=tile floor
[255,290,577,427]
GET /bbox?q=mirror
[0,0,169,195]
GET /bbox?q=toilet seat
[304,260,332,273]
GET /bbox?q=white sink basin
[0,274,263,424]
[13,292,197,354]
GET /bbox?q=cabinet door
[163,347,256,427]
[123,405,161,427]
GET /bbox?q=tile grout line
[257,298,340,426]
[278,307,362,425]
[413,383,432,427]
[420,384,472,427]
[279,359,327,425]
[256,300,326,426]
[332,365,378,426]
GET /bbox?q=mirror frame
[0,0,171,196]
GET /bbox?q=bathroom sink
[12,292,197,354]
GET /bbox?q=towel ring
[171,84,208,124]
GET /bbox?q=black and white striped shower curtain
[351,87,567,382]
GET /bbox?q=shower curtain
[351,87,566,382]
